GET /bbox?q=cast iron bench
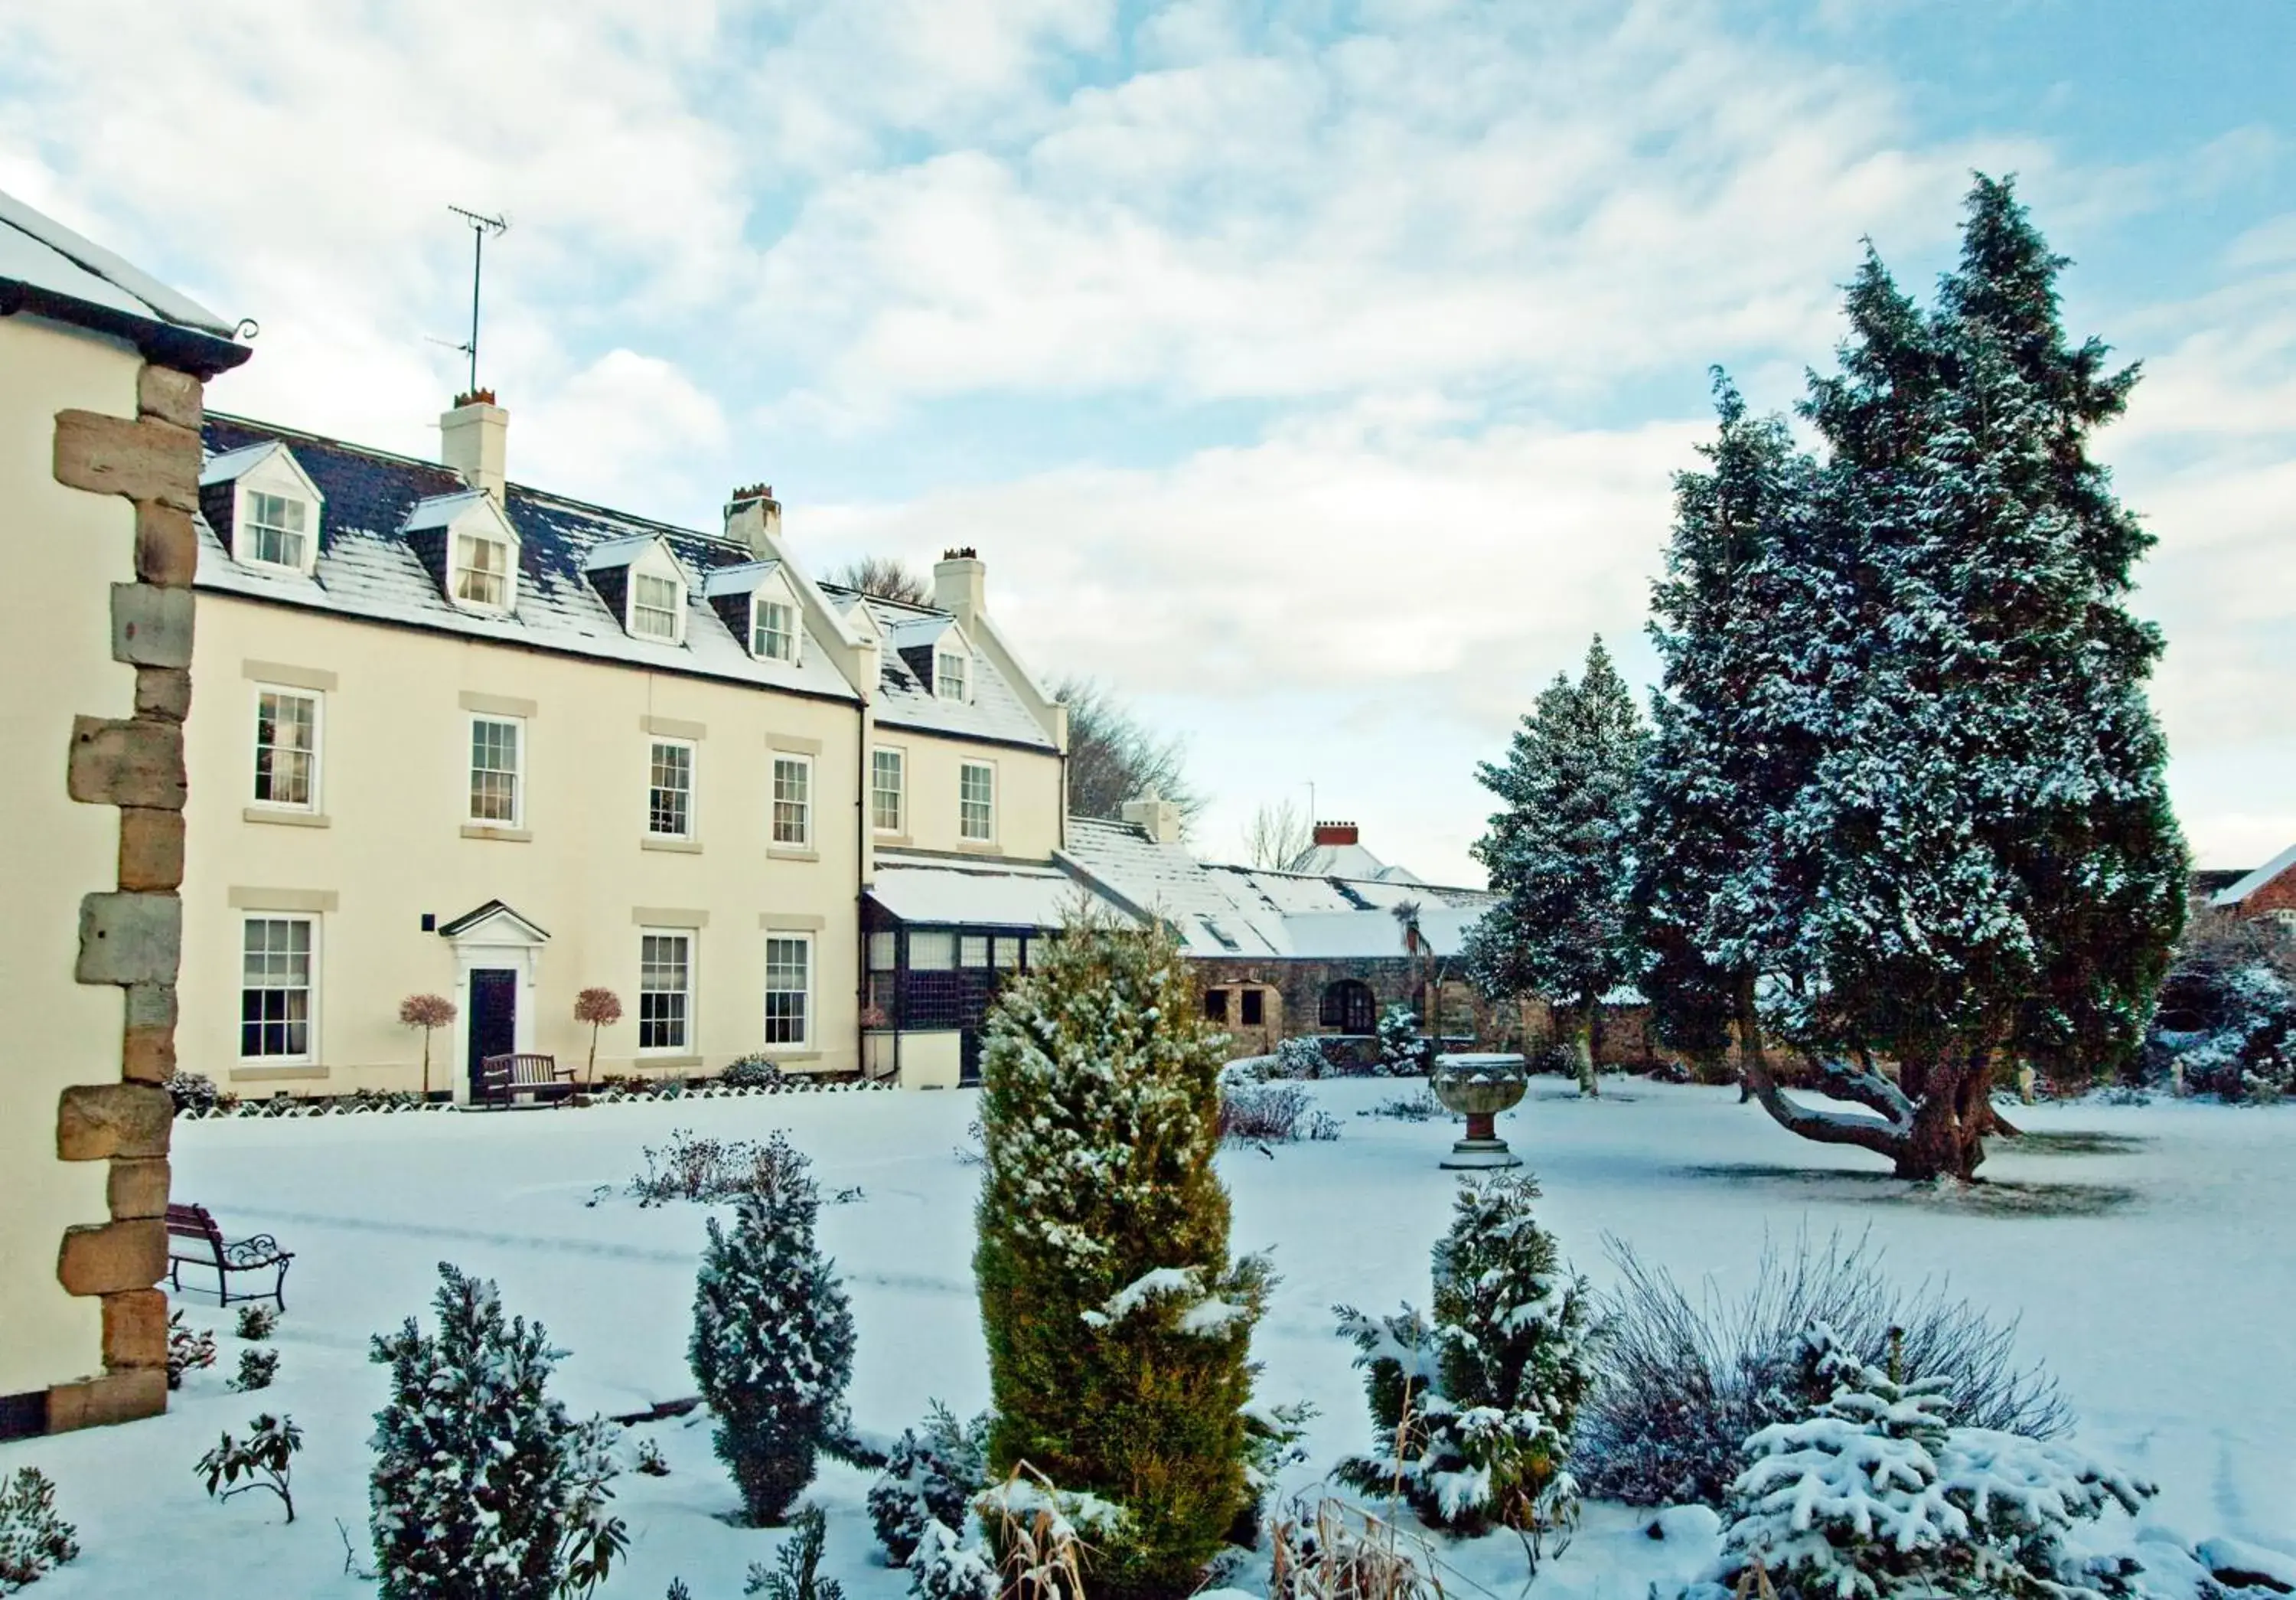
[477,1052,577,1107]
[166,1203,294,1309]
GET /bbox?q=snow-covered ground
[7,1080,2291,1598]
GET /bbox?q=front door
[468,969,519,1093]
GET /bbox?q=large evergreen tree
[1466,635,1649,1095]
[1662,176,2184,1180]
[974,912,1270,1600]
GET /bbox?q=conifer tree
[369,1265,628,1600]
[974,911,1270,1600]
[1466,636,1649,1095]
[690,1135,856,1526]
[1336,1173,1596,1546]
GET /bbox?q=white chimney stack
[724,482,784,560]
[934,546,986,629]
[1122,792,1184,846]
[439,391,508,501]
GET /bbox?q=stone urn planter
[1429,1052,1528,1169]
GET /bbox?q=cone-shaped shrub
[690,1133,856,1525]
[975,910,1270,1600]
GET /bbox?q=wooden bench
[477,1052,577,1107]
[166,1203,294,1309]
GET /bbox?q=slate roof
[1057,817,1496,959]
[2211,843,2296,909]
[193,415,1055,749]
[830,589,1055,751]
[0,186,249,377]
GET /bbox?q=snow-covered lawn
[8,1081,2291,1598]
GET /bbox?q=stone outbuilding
[2210,844,2296,928]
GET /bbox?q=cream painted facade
[0,314,139,1399]
[174,418,1069,1101]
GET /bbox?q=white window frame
[936,648,969,702]
[771,753,813,848]
[871,746,905,834]
[752,596,798,662]
[647,738,697,840]
[250,684,322,813]
[763,932,813,1049]
[959,759,996,843]
[629,570,685,642]
[468,714,525,828]
[452,530,516,613]
[238,488,313,573]
[638,930,696,1055]
[239,914,318,1064]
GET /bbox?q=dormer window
[936,649,968,701]
[244,491,311,570]
[455,532,513,610]
[631,573,683,641]
[753,599,797,661]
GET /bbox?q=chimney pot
[1313,821,1359,847]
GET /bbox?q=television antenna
[441,205,508,395]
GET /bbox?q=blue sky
[3,0,2288,882]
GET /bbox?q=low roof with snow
[0,187,249,377]
[868,854,1138,930]
[2211,843,2296,910]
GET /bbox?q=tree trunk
[420,1030,432,1099]
[1890,1047,1991,1181]
[586,1025,600,1087]
[1576,994,1600,1098]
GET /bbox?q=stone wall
[1192,955,1508,1063]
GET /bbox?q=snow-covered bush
[2145,918,2296,1101]
[690,1135,856,1526]
[722,1054,788,1091]
[228,1347,279,1393]
[632,1127,814,1204]
[745,1504,844,1600]
[1276,1037,1334,1079]
[1377,1004,1432,1076]
[167,1311,216,1390]
[235,1303,280,1341]
[0,1467,79,1591]
[163,1069,231,1115]
[1336,1172,1596,1549]
[1578,1230,2069,1509]
[196,1412,303,1523]
[369,1263,628,1599]
[1221,1080,1313,1143]
[869,1402,990,1566]
[975,911,1270,1600]
[1691,1324,2151,1600]
[909,1520,999,1600]
[1358,1089,1445,1122]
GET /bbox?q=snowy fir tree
[1336,1172,1596,1546]
[690,1131,857,1526]
[1698,1323,2151,1600]
[974,909,1271,1600]
[1642,176,2184,1179]
[369,1264,628,1600]
[869,1402,991,1566]
[1632,372,1821,1077]
[908,1518,1001,1600]
[1376,1002,1430,1076]
[1465,635,1648,1096]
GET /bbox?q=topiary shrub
[722,1055,788,1091]
[689,1135,855,1526]
[369,1264,628,1598]
[164,1070,232,1116]
[1336,1172,1596,1553]
[1376,1004,1432,1076]
[975,912,1270,1600]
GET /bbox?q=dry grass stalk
[1272,1497,1440,1600]
[986,1461,1094,1600]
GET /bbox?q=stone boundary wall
[41,363,204,1433]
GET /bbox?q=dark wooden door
[468,970,518,1092]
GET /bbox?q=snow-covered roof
[868,855,1137,930]
[833,589,1055,751]
[0,186,248,376]
[199,440,281,487]
[2211,842,2296,909]
[1057,817,1496,960]
[191,416,1055,746]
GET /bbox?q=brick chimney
[439,390,507,501]
[1313,821,1358,847]
[1122,792,1183,846]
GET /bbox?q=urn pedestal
[1430,1052,1528,1169]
